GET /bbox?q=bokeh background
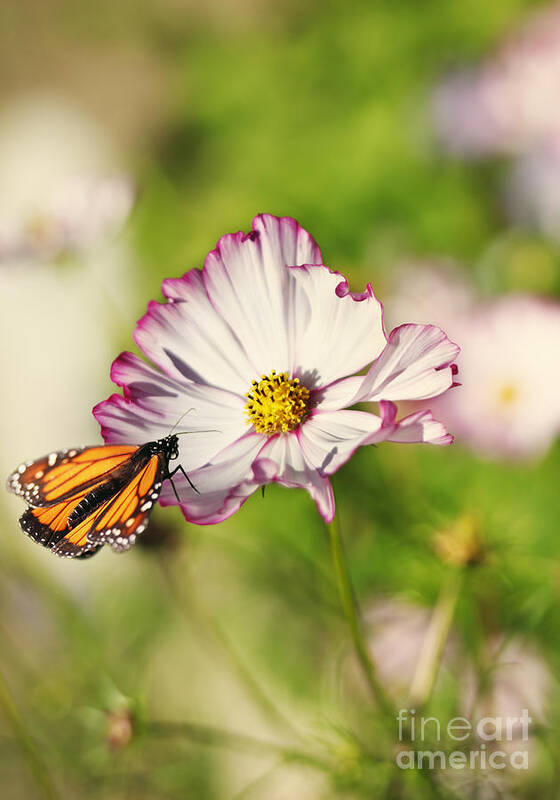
[1,1,560,798]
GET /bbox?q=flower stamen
[245,370,310,435]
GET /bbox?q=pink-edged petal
[391,412,453,446]
[379,400,453,445]
[158,432,265,523]
[288,265,386,386]
[171,478,260,525]
[111,350,190,402]
[352,324,460,403]
[203,214,322,376]
[93,393,169,446]
[134,268,255,394]
[253,432,335,522]
[297,409,386,477]
[95,352,249,471]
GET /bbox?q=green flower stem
[145,719,331,772]
[408,569,463,709]
[326,514,392,718]
[0,669,61,800]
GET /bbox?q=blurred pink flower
[364,599,456,700]
[462,637,552,728]
[433,3,560,157]
[448,637,553,796]
[389,269,560,459]
[94,214,459,524]
[365,601,551,796]
[365,599,552,723]
[432,3,560,238]
[434,295,560,459]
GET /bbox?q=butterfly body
[7,435,183,559]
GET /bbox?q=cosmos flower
[432,3,560,158]
[388,268,560,460]
[435,295,560,460]
[94,214,458,524]
[0,95,133,262]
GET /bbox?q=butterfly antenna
[168,408,196,436]
[175,429,222,436]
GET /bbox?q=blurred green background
[1,1,560,798]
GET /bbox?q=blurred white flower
[0,95,134,262]
[389,268,560,460]
[433,3,560,157]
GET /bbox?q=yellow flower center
[245,370,310,435]
[498,383,517,407]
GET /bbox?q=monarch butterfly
[6,435,193,559]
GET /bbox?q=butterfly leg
[166,464,200,497]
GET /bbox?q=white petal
[353,324,460,403]
[289,266,386,386]
[202,214,322,376]
[135,268,255,394]
[159,433,265,523]
[93,393,169,445]
[95,352,249,470]
[391,412,453,445]
[254,432,335,522]
[313,376,363,411]
[297,410,385,476]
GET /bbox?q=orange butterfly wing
[17,452,164,558]
[7,445,139,507]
